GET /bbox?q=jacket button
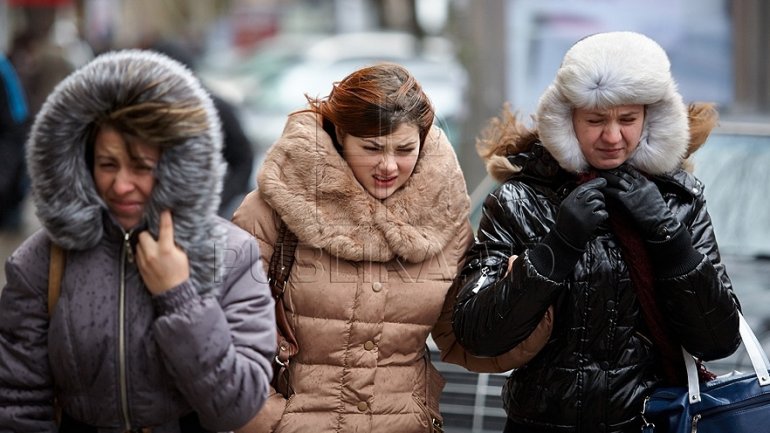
[372,282,383,292]
[357,401,368,412]
[364,340,375,351]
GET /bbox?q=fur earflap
[536,31,689,175]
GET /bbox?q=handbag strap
[683,312,770,403]
[269,220,299,364]
[48,243,66,317]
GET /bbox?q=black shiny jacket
[452,145,741,433]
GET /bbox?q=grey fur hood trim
[536,31,689,175]
[26,49,226,294]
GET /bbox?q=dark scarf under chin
[577,171,713,386]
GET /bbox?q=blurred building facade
[1,0,769,284]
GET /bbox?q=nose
[602,122,622,144]
[112,169,136,195]
[379,152,397,173]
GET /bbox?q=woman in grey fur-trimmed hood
[0,50,276,432]
[450,31,741,432]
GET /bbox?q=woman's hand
[136,210,190,295]
[599,165,680,241]
[553,177,608,249]
[528,177,608,281]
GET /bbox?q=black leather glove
[600,165,704,277]
[599,165,680,241]
[552,177,609,248]
[530,177,608,281]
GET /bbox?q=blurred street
[0,197,39,289]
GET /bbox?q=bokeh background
[1,1,768,431]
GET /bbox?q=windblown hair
[475,103,540,182]
[305,62,435,146]
[84,82,210,166]
[94,89,209,149]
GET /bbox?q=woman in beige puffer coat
[232,63,552,433]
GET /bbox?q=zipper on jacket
[119,230,133,431]
[471,267,490,294]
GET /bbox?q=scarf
[576,172,713,386]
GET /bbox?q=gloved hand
[552,177,609,249]
[599,165,680,242]
[529,177,608,281]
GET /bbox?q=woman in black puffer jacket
[451,31,741,433]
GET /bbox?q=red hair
[305,63,435,147]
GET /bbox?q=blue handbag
[640,313,770,432]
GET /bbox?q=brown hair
[85,78,210,167]
[305,63,435,147]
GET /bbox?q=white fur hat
[536,31,689,174]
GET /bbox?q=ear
[335,125,345,148]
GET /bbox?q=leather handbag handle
[48,243,66,317]
[268,221,299,364]
[683,312,770,403]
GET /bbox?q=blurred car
[198,32,325,106]
[200,31,460,106]
[242,56,467,148]
[429,124,770,432]
[198,31,469,187]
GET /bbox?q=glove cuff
[646,225,704,278]
[530,230,585,282]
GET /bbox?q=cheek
[575,124,597,147]
[624,125,644,148]
[577,130,598,156]
[345,154,378,171]
[399,155,419,175]
[93,170,109,197]
[344,155,377,187]
[138,176,156,196]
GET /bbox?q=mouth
[110,200,144,215]
[373,174,398,188]
[598,148,623,156]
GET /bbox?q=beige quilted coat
[232,112,551,433]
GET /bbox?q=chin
[367,186,394,200]
[116,216,141,230]
[593,160,625,170]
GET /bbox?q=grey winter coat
[0,50,276,432]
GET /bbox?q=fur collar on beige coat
[256,112,468,262]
